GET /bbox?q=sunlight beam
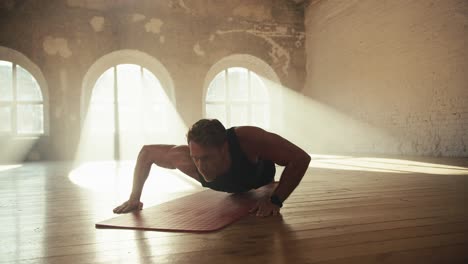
[309,154,468,175]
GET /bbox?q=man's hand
[249,196,281,217]
[113,199,143,214]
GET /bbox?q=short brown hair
[186,119,227,147]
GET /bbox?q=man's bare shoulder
[170,145,190,153]
[234,126,267,141]
[234,126,308,166]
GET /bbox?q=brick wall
[303,0,468,157]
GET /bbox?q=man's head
[186,119,229,182]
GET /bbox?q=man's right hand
[113,199,143,214]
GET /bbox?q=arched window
[203,54,283,131]
[88,64,169,134]
[83,63,173,160]
[205,67,270,128]
[0,60,44,135]
[79,50,181,161]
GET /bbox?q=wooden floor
[1,155,468,263]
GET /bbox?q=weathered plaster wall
[0,0,305,161]
[304,0,468,156]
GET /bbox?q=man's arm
[239,126,311,202]
[113,144,199,214]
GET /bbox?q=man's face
[189,141,228,182]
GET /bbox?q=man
[113,119,311,217]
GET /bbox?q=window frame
[205,68,271,128]
[87,63,171,134]
[81,50,176,130]
[203,54,283,130]
[0,46,49,137]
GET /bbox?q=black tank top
[198,127,276,193]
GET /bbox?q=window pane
[118,104,140,132]
[142,68,166,103]
[205,104,227,126]
[252,104,269,129]
[89,103,114,132]
[144,104,168,133]
[91,67,114,103]
[17,104,44,134]
[228,67,248,102]
[0,61,13,101]
[117,64,141,103]
[17,65,42,101]
[90,65,171,135]
[206,71,226,102]
[230,104,248,127]
[250,72,268,102]
[0,106,12,132]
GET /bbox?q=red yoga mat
[96,184,276,233]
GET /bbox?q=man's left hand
[249,196,281,217]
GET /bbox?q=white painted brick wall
[303,0,468,157]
